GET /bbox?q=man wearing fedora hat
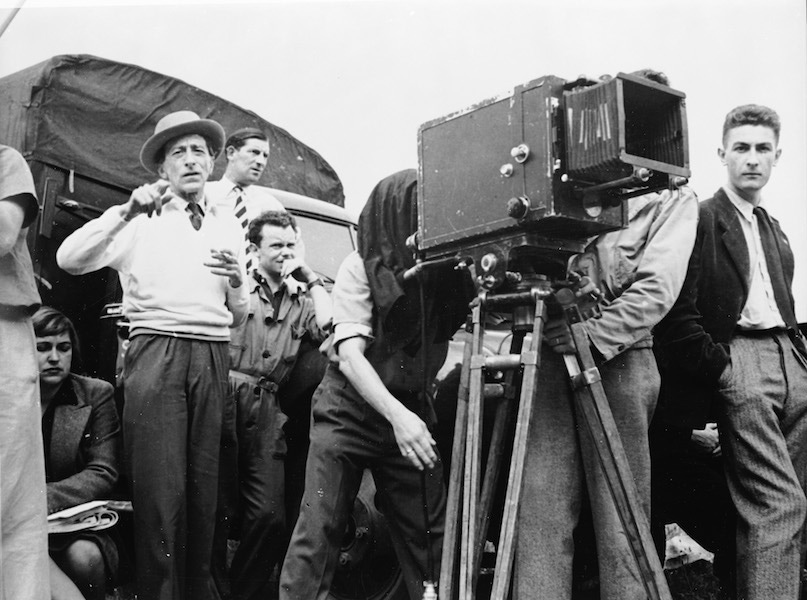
[57,110,249,600]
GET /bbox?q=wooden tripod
[438,284,671,600]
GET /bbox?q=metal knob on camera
[510,143,530,163]
[506,195,530,221]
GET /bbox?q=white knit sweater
[57,196,248,340]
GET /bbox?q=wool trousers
[123,334,228,600]
[279,365,445,600]
[514,347,659,600]
[717,330,807,600]
[220,379,289,600]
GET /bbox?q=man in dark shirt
[224,210,331,600]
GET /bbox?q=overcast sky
[1,0,806,314]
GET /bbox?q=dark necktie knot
[186,202,204,231]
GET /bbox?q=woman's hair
[32,306,81,369]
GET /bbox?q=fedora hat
[139,110,226,174]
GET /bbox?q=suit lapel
[714,189,751,297]
[49,381,91,482]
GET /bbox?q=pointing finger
[153,179,171,194]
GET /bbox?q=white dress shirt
[206,175,285,219]
[723,186,785,330]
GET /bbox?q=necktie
[233,186,252,273]
[754,206,797,330]
[186,202,203,231]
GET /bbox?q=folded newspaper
[47,500,123,535]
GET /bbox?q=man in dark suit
[654,104,807,600]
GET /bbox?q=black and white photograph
[0,1,805,599]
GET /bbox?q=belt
[734,327,785,337]
[229,370,278,395]
[0,303,37,319]
[734,326,798,337]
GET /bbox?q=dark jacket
[46,374,121,514]
[652,188,803,446]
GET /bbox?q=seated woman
[34,307,121,600]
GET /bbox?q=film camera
[416,72,690,290]
[418,72,688,600]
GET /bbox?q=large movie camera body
[423,74,689,600]
[417,72,690,292]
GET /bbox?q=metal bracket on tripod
[439,282,672,600]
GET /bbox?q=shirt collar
[723,185,764,223]
[251,269,306,297]
[171,192,210,214]
[221,174,244,198]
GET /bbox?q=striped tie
[233,186,252,273]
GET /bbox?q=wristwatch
[307,278,325,290]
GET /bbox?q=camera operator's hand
[544,318,575,354]
[337,336,438,472]
[690,422,721,457]
[572,274,599,300]
[120,179,174,221]
[391,408,439,471]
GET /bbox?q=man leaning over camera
[514,71,699,600]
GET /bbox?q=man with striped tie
[209,128,311,599]
[207,128,285,273]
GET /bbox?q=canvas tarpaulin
[0,54,344,206]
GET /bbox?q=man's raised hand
[122,179,174,221]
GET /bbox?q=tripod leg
[473,332,525,578]
[490,298,546,600]
[460,303,486,599]
[439,326,473,600]
[565,321,672,600]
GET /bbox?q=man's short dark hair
[226,128,268,151]
[722,104,781,144]
[248,210,297,245]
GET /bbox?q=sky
[1,0,806,315]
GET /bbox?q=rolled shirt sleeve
[331,251,374,349]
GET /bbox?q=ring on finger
[405,448,414,454]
